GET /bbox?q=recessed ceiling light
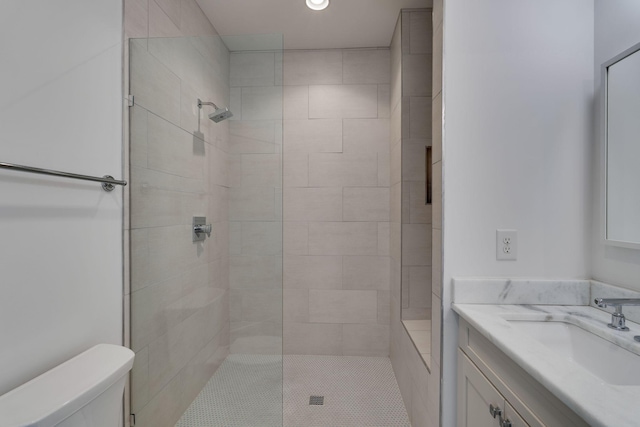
[306,0,329,11]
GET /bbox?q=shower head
[197,99,233,123]
[208,107,233,123]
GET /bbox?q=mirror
[605,42,640,246]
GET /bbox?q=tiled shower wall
[401,10,433,321]
[228,50,283,355]
[390,9,441,427]
[124,1,231,426]
[280,49,392,356]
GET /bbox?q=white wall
[441,0,593,424]
[0,0,123,394]
[592,0,640,291]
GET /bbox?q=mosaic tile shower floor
[175,354,410,427]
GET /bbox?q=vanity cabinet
[458,350,528,427]
[457,320,589,427]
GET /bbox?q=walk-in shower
[127,15,431,424]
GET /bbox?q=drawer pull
[490,404,513,427]
[489,404,502,418]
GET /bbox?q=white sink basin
[507,320,640,386]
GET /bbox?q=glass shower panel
[128,33,283,427]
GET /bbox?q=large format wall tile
[283,152,309,187]
[284,289,309,323]
[241,153,281,187]
[241,87,283,120]
[402,54,432,97]
[239,221,282,256]
[309,153,378,187]
[149,0,181,37]
[229,255,282,289]
[343,187,390,221]
[343,49,391,84]
[284,187,343,221]
[402,224,432,266]
[343,256,391,290]
[125,0,149,39]
[343,324,390,356]
[407,182,430,224]
[131,263,210,351]
[402,139,428,182]
[130,41,181,125]
[284,50,343,86]
[409,97,432,139]
[179,0,217,37]
[147,113,206,179]
[409,11,433,55]
[309,290,378,323]
[130,168,205,229]
[229,120,278,154]
[283,119,343,153]
[229,187,277,221]
[147,292,227,397]
[284,86,309,119]
[309,84,378,119]
[283,322,342,355]
[308,222,378,256]
[284,255,343,289]
[284,221,308,255]
[230,52,275,87]
[378,84,391,118]
[343,118,390,153]
[153,0,180,29]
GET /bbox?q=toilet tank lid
[0,344,134,427]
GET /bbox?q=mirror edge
[602,41,640,249]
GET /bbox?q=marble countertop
[452,278,640,427]
[453,303,640,427]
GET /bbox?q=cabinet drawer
[458,349,529,427]
[458,320,588,427]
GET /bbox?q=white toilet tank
[0,344,134,427]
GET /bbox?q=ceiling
[196,0,431,50]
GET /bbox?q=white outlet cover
[497,229,517,261]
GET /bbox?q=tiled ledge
[402,319,431,370]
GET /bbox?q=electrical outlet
[497,229,517,260]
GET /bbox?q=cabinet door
[504,401,529,427]
[457,349,505,427]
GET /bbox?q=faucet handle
[594,297,640,307]
[594,298,619,309]
[594,297,630,331]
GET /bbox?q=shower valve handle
[194,223,212,237]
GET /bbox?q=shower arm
[197,99,219,110]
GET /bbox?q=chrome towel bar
[0,162,127,192]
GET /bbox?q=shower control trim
[193,216,212,242]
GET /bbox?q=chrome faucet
[594,298,640,331]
